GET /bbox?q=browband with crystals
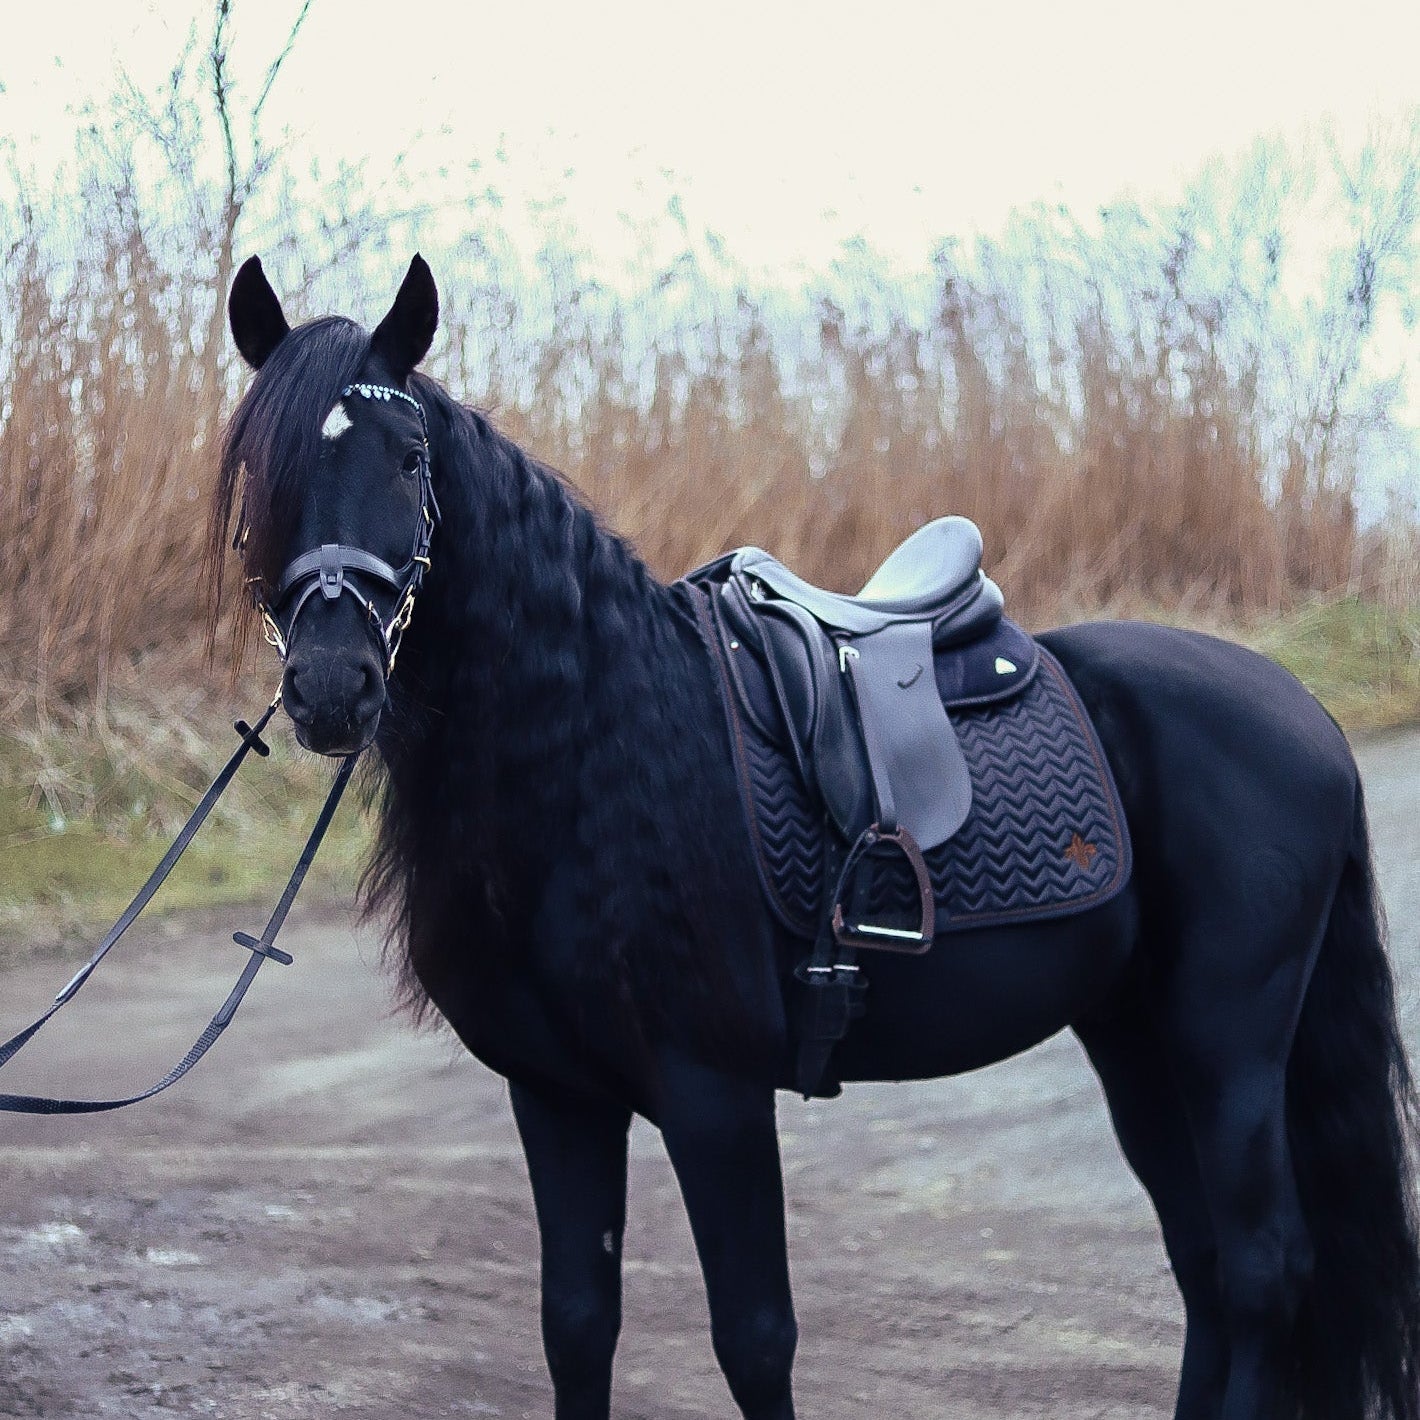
[342,382,428,430]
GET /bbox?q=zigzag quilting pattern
[741,728,821,929]
[739,649,1129,939]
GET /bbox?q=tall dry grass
[463,228,1369,615]
[1,125,1417,821]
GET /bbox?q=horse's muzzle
[283,646,386,756]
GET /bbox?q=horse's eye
[401,448,424,477]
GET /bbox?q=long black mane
[212,340,774,1065]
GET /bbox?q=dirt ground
[3,728,1418,1419]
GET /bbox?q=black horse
[211,254,1420,1420]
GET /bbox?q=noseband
[253,383,439,676]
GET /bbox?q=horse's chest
[437,969,595,1090]
[417,883,643,1102]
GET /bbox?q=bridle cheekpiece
[251,383,439,677]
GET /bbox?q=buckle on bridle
[318,544,345,600]
[259,607,288,659]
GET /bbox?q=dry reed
[1,139,1415,821]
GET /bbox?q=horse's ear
[370,254,439,379]
[229,256,291,370]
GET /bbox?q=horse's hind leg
[1077,1009,1228,1419]
[1162,916,1322,1420]
[509,1081,632,1420]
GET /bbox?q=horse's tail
[1289,782,1420,1420]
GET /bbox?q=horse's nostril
[283,665,314,723]
[284,655,383,731]
[355,659,385,713]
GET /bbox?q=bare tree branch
[253,0,314,132]
[201,0,316,418]
[209,0,239,207]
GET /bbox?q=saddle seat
[731,515,1003,640]
[704,517,1021,919]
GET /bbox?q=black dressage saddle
[682,518,1129,1096]
[696,517,1016,948]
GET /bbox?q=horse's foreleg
[658,1055,798,1420]
[510,1081,631,1420]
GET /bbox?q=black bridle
[0,383,437,1114]
[252,382,439,677]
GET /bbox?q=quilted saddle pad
[685,583,1132,942]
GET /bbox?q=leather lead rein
[0,701,355,1115]
[0,382,438,1115]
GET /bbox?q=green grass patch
[0,727,370,959]
[1243,598,1420,733]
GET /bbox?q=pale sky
[3,0,1419,277]
[2,0,1419,507]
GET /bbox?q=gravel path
[2,729,1417,1418]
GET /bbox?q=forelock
[215,316,372,585]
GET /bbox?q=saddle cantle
[681,516,1132,1098]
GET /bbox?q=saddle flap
[844,621,972,849]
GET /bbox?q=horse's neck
[379,387,692,893]
[369,387,775,1068]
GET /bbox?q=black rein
[0,701,356,1114]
